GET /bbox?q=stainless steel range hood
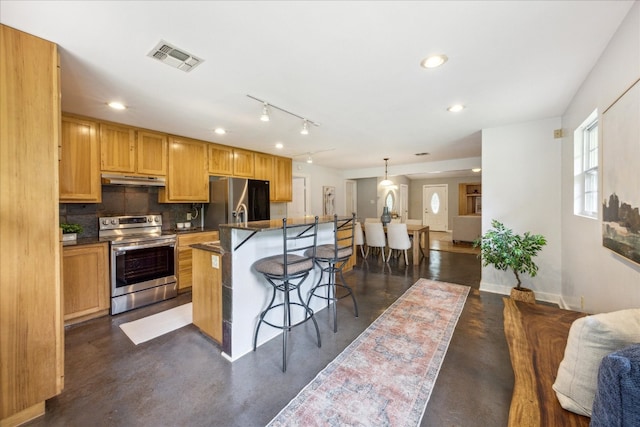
[101,173,166,187]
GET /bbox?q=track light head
[260,103,270,122]
[301,119,309,135]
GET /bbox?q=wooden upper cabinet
[273,156,293,202]
[100,123,135,173]
[208,143,233,176]
[137,130,167,176]
[159,136,209,202]
[254,152,274,180]
[60,115,101,202]
[232,148,255,178]
[254,152,275,198]
[100,124,167,176]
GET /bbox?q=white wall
[560,2,640,313]
[292,161,347,217]
[481,118,562,302]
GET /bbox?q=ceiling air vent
[147,40,203,72]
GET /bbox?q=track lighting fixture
[260,103,270,122]
[380,158,394,186]
[247,95,319,134]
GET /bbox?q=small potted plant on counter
[60,223,83,242]
[474,219,547,303]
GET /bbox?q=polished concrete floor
[27,249,513,427]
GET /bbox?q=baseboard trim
[479,281,560,305]
[1,402,45,427]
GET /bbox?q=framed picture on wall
[323,186,335,216]
[601,78,640,265]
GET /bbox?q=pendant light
[380,158,394,186]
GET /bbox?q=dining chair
[354,221,365,257]
[386,222,412,265]
[364,222,387,262]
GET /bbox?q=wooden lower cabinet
[62,243,110,325]
[176,231,219,292]
[192,248,223,343]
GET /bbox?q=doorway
[399,184,408,221]
[345,180,357,216]
[422,184,448,231]
[288,175,310,217]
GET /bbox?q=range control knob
[102,219,110,225]
[147,217,153,223]
[154,216,161,223]
[111,219,118,225]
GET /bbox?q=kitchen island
[191,216,354,361]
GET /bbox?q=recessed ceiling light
[214,128,226,135]
[420,54,448,69]
[472,168,482,173]
[107,101,126,110]
[447,104,465,113]
[275,142,283,149]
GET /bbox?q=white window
[573,109,598,218]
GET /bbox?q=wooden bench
[502,297,590,427]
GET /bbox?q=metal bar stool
[253,216,321,372]
[306,213,358,333]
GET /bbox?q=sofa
[452,215,481,243]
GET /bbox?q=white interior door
[345,180,357,216]
[422,184,448,231]
[287,175,308,217]
[400,184,408,221]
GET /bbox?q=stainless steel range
[99,215,177,315]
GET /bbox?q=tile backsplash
[59,186,198,238]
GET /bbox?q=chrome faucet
[237,203,248,227]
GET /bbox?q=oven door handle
[112,241,176,254]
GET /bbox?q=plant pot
[510,287,536,304]
[62,233,77,242]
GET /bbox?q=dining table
[404,223,430,265]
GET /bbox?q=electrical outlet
[186,213,192,221]
[211,255,219,269]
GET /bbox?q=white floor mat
[119,303,193,345]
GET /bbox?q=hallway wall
[559,2,640,313]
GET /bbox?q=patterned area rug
[267,279,470,427]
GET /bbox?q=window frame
[573,109,599,219]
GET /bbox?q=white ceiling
[0,1,634,179]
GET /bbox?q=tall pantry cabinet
[0,25,64,425]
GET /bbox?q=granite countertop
[62,236,103,246]
[219,216,349,231]
[191,241,224,254]
[170,227,218,235]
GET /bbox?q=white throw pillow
[552,308,640,416]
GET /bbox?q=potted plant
[474,219,547,303]
[60,223,83,241]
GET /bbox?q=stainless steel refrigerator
[204,177,270,230]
